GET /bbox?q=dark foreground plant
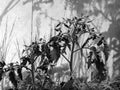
[0,16,112,90]
[18,16,110,90]
[0,61,21,90]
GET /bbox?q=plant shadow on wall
[66,0,93,16]
[66,0,120,78]
[103,0,120,78]
[23,0,54,11]
[22,0,57,40]
[0,0,20,25]
[92,0,120,78]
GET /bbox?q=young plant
[51,16,109,82]
[19,16,109,90]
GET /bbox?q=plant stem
[31,62,35,90]
[1,78,4,90]
[61,53,70,63]
[70,42,75,76]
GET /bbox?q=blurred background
[0,0,120,87]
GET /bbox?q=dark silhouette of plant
[17,16,110,90]
[52,16,109,82]
[0,15,110,90]
[0,61,22,90]
[0,61,5,81]
[66,0,120,80]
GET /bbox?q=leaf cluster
[0,61,23,89]
[1,16,110,89]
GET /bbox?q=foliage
[17,16,110,90]
[52,16,109,82]
[0,61,21,89]
[0,16,112,90]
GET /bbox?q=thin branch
[23,66,32,71]
[73,47,90,53]
[7,0,20,12]
[61,53,70,63]
[73,48,81,53]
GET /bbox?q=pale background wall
[0,0,120,79]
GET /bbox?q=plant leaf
[0,69,4,81]
[0,61,6,67]
[21,57,30,65]
[87,52,93,69]
[17,68,22,80]
[97,37,104,46]
[9,70,17,88]
[64,23,69,28]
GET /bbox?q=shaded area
[94,0,120,78]
[66,0,120,78]
[66,0,92,16]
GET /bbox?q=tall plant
[46,16,109,82]
[19,15,109,89]
[0,16,109,90]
